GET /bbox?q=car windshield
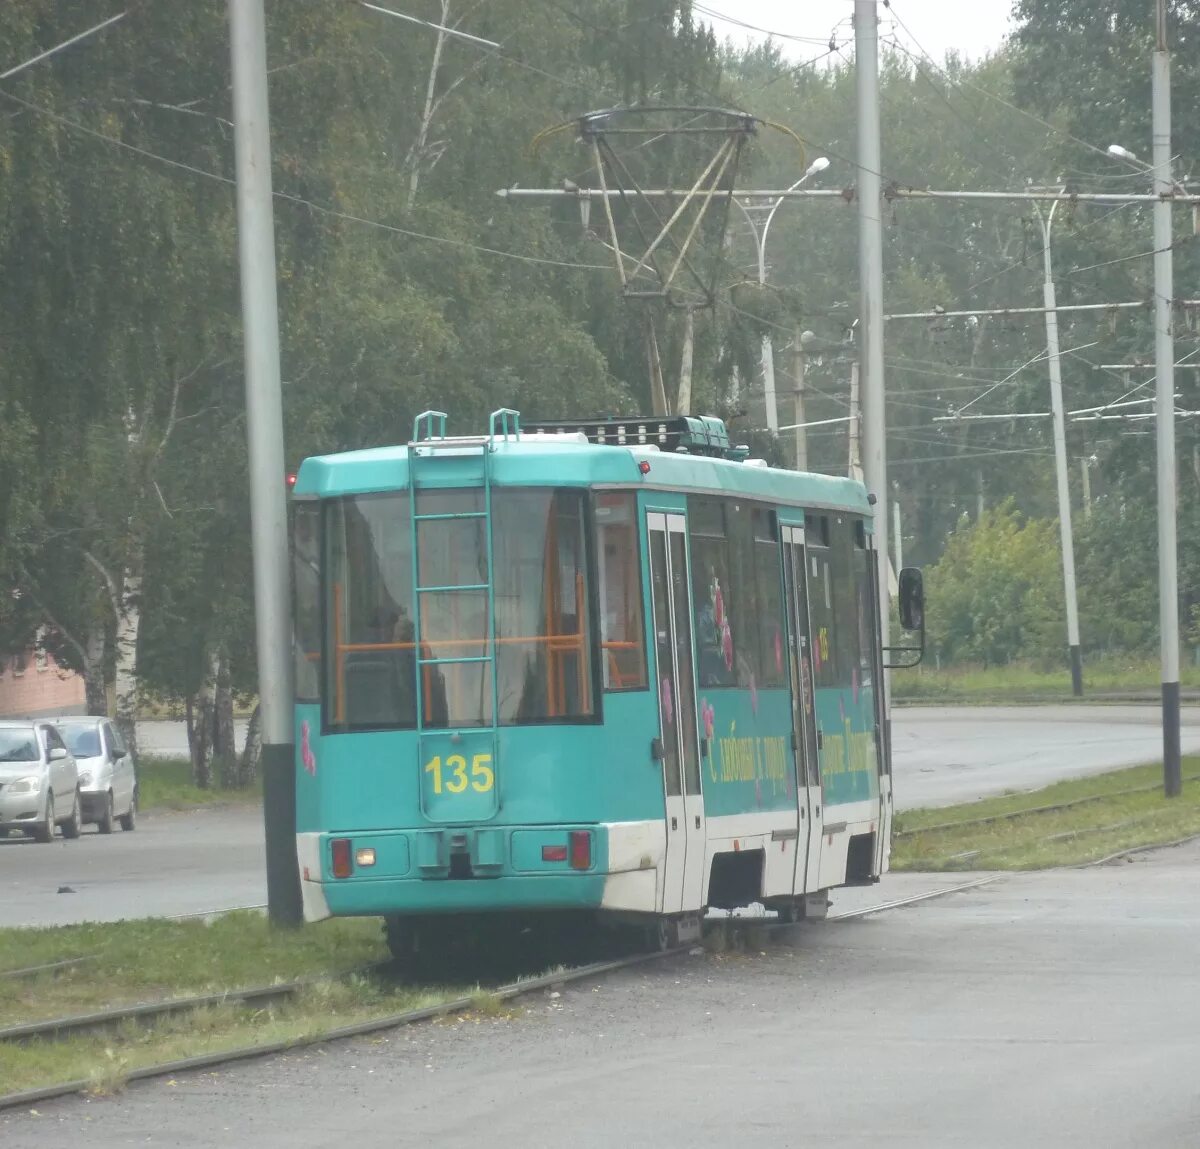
[0,729,39,763]
[59,725,101,758]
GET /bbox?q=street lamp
[1029,186,1084,696]
[734,156,830,436]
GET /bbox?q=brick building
[0,647,86,719]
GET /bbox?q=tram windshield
[323,488,596,730]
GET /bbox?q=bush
[926,502,1065,668]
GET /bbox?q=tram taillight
[331,837,353,878]
[569,830,592,870]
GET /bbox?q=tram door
[868,540,893,877]
[646,512,707,914]
[781,524,824,894]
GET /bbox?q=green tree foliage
[926,505,1066,667]
[3,0,1197,735]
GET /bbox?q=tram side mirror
[898,567,925,633]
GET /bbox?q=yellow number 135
[425,753,494,795]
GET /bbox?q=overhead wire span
[0,10,127,83]
[954,340,1100,415]
[0,89,616,274]
[881,6,1121,165]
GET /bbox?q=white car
[0,720,82,842]
[48,716,137,833]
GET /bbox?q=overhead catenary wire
[360,2,500,48]
[882,11,1125,166]
[954,340,1100,415]
[0,89,616,274]
[0,10,127,83]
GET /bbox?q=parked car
[0,720,81,842]
[46,716,136,834]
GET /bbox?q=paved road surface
[0,806,265,928]
[5,843,1198,1147]
[2,706,1194,928]
[891,704,1200,807]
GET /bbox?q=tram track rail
[892,775,1200,840]
[0,963,390,1045]
[0,877,1000,1114]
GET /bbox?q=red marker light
[569,830,592,870]
[638,461,651,475]
[331,838,353,878]
[541,844,568,862]
[285,473,298,489]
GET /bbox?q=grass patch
[892,658,1200,704]
[137,754,260,812]
[0,984,455,1097]
[892,759,1200,870]
[0,911,389,1026]
[0,912,473,1096]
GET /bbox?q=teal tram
[289,410,923,959]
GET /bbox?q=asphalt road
[0,806,265,928]
[1,706,1194,928]
[891,703,1200,807]
[5,843,1198,1147]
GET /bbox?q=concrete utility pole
[1152,0,1181,797]
[892,495,903,571]
[228,0,302,924]
[855,0,889,665]
[1032,193,1084,697]
[792,325,810,470]
[848,360,863,481]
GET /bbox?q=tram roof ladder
[406,409,521,732]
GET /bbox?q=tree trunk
[186,694,210,789]
[238,702,263,788]
[83,629,108,715]
[187,649,219,788]
[405,0,451,212]
[676,308,695,415]
[113,558,142,763]
[646,316,669,415]
[214,649,237,788]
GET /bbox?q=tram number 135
[424,753,494,795]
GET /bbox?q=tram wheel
[383,916,439,980]
[775,898,802,925]
[645,915,680,953]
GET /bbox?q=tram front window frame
[321,487,602,733]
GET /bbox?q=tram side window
[688,497,736,688]
[595,493,648,691]
[830,518,862,685]
[493,488,597,724]
[324,493,419,731]
[292,501,321,703]
[725,501,761,689]
[752,508,787,688]
[806,514,839,689]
